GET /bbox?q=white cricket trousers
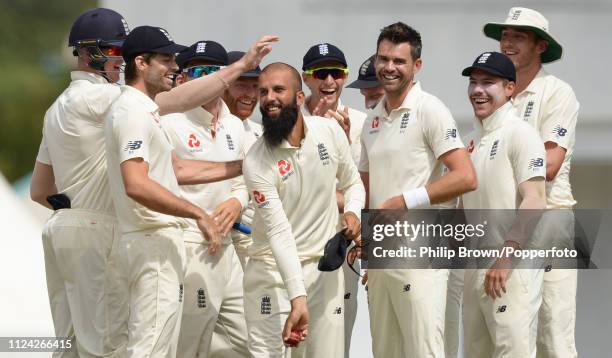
[42,209,126,358]
[367,269,448,358]
[119,227,186,358]
[244,258,345,358]
[177,231,248,358]
[445,268,464,358]
[463,268,543,358]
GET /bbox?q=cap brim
[240,70,261,78]
[483,22,563,63]
[153,43,188,55]
[462,65,514,81]
[347,78,380,89]
[302,56,347,70]
[176,53,227,69]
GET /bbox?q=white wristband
[402,187,430,209]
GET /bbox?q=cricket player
[223,50,263,269]
[30,8,278,357]
[346,55,385,110]
[104,26,276,357]
[242,62,365,357]
[484,8,580,357]
[161,40,249,358]
[359,22,476,357]
[300,43,366,357]
[461,51,546,358]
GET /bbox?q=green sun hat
[483,7,563,63]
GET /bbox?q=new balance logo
[496,305,507,313]
[261,295,271,315]
[318,43,329,55]
[197,288,206,308]
[333,307,342,315]
[445,129,457,139]
[196,42,206,53]
[123,140,142,151]
[553,125,567,137]
[403,284,411,292]
[529,158,544,170]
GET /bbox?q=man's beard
[260,100,299,147]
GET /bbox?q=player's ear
[296,90,305,107]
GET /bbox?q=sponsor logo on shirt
[277,159,294,181]
[529,157,544,170]
[369,116,380,134]
[523,101,534,121]
[123,140,143,153]
[188,133,201,148]
[489,140,499,159]
[496,305,507,313]
[445,129,457,140]
[226,134,235,150]
[260,295,272,315]
[197,288,206,308]
[553,125,567,137]
[318,143,330,165]
[253,191,269,208]
[333,307,342,315]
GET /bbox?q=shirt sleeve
[510,122,547,184]
[84,84,121,121]
[36,133,51,165]
[113,110,153,164]
[243,150,306,300]
[538,83,579,150]
[333,124,366,220]
[421,97,464,158]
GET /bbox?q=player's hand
[240,35,279,70]
[326,106,351,144]
[361,270,368,285]
[484,257,512,299]
[212,198,243,236]
[196,213,222,255]
[342,211,361,240]
[379,195,407,210]
[283,296,309,347]
[312,96,335,117]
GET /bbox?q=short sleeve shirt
[105,86,187,234]
[359,82,464,208]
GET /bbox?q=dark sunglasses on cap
[183,65,225,78]
[100,45,123,57]
[304,66,349,80]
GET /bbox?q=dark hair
[377,22,422,61]
[124,52,154,84]
[261,62,302,92]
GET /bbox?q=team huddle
[30,6,578,358]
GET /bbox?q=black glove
[318,230,350,272]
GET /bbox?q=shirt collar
[473,101,513,134]
[71,70,110,84]
[378,81,421,121]
[518,67,548,96]
[121,85,159,114]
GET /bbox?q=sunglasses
[100,46,123,57]
[184,65,225,78]
[304,67,349,80]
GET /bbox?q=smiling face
[302,60,347,110]
[141,53,178,95]
[360,85,385,109]
[500,27,547,72]
[223,76,259,120]
[375,39,422,98]
[468,69,515,120]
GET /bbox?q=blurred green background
[0,0,96,182]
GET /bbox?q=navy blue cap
[176,40,228,70]
[69,8,129,47]
[228,51,261,78]
[318,230,351,272]
[462,51,516,82]
[347,54,380,89]
[122,26,186,61]
[302,43,347,70]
